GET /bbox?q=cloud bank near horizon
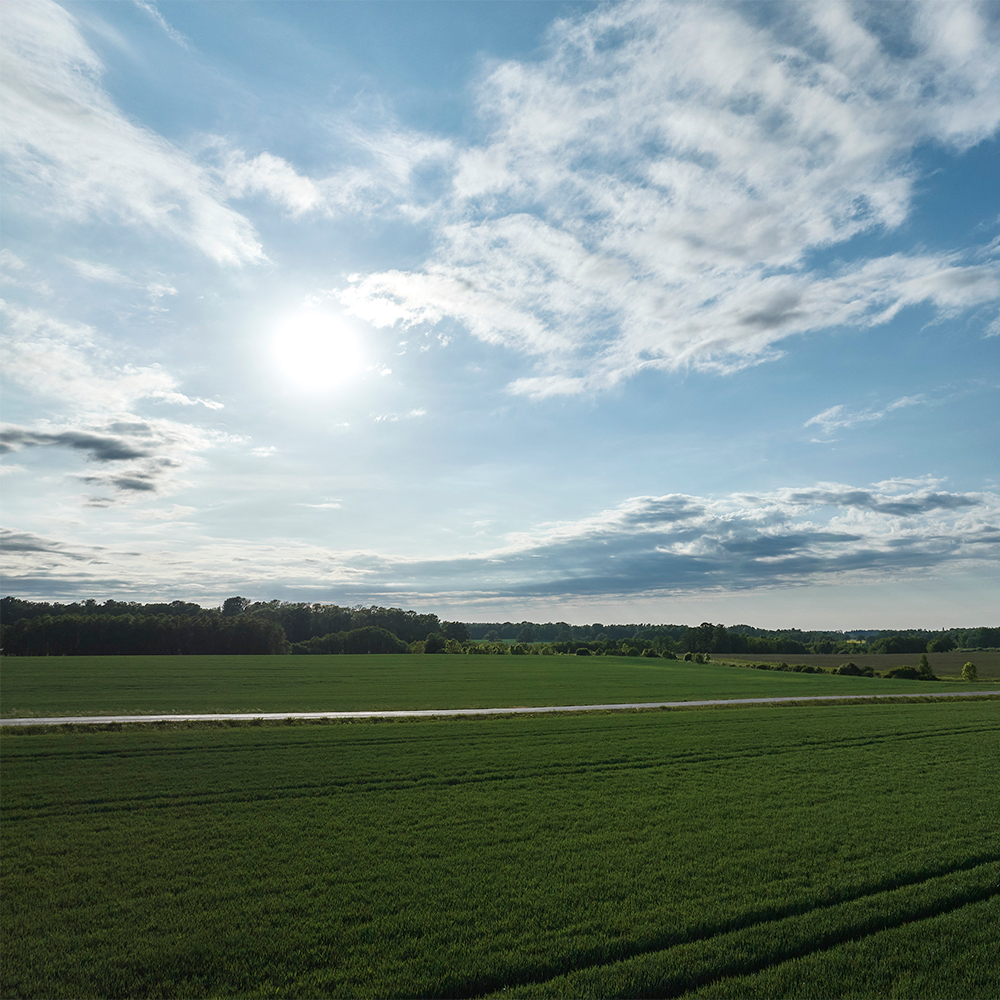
[4,480,997,606]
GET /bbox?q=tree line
[466,619,999,655]
[1,596,996,656]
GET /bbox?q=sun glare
[272,311,363,390]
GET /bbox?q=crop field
[1,653,994,719]
[2,699,998,998]
[722,650,1000,679]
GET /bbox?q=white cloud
[131,0,191,50]
[65,258,179,303]
[65,258,130,284]
[373,408,427,423]
[806,394,926,435]
[340,0,1000,393]
[1,0,262,264]
[0,300,222,413]
[1,299,230,504]
[0,250,52,295]
[217,124,453,219]
[131,505,197,521]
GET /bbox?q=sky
[1,0,999,629]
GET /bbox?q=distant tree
[962,662,978,682]
[424,632,447,654]
[342,627,407,654]
[222,596,250,617]
[442,621,470,642]
[483,630,501,642]
[918,653,933,678]
[927,635,956,653]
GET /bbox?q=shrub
[575,647,592,656]
[837,662,863,676]
[641,648,660,658]
[693,652,705,664]
[962,662,978,682]
[683,652,693,661]
[883,666,921,680]
[424,632,447,654]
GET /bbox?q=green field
[1,653,994,718]
[2,700,998,998]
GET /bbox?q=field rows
[6,717,996,825]
[3,701,998,998]
[491,860,999,997]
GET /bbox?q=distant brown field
[721,650,1000,679]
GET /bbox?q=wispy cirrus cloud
[806,394,927,437]
[0,0,261,264]
[0,301,221,412]
[216,123,453,219]
[131,0,191,51]
[340,0,1000,394]
[64,257,178,304]
[4,480,997,601]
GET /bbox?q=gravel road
[1,690,994,726]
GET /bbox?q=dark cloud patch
[0,528,94,561]
[786,488,981,516]
[80,473,159,492]
[619,496,705,525]
[0,426,150,462]
[0,422,209,503]
[738,291,805,330]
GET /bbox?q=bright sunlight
[272,311,363,390]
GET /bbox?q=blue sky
[1,0,998,628]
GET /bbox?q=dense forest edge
[1,597,996,676]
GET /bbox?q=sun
[272,311,363,390]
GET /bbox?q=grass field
[722,650,1000,679]
[1,653,994,718]
[2,700,998,998]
